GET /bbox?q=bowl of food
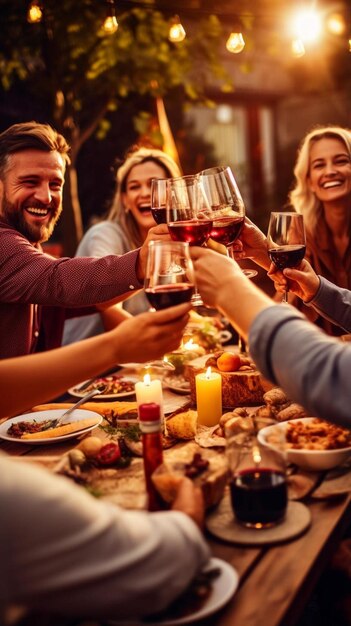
[258,417,351,471]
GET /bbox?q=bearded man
[0,121,168,357]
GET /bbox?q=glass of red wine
[144,240,195,311]
[166,174,213,305]
[267,212,306,303]
[150,178,169,225]
[198,165,258,279]
[225,418,287,529]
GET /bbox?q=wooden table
[2,401,351,626]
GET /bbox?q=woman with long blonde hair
[286,125,351,335]
[63,145,181,344]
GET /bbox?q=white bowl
[258,418,351,471]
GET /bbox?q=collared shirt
[0,220,142,357]
[290,216,351,336]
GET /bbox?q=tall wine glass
[166,174,213,305]
[198,165,257,279]
[267,212,306,303]
[150,178,169,225]
[144,240,195,310]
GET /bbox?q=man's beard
[0,195,62,244]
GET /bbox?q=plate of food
[258,417,351,471]
[0,409,102,445]
[162,375,191,395]
[109,557,238,626]
[69,373,138,399]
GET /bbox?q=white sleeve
[1,457,209,621]
[76,222,129,258]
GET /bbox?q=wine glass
[166,174,213,305]
[144,240,195,311]
[267,212,306,303]
[150,178,169,225]
[197,165,258,279]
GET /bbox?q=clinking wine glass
[144,240,195,311]
[267,212,306,303]
[166,174,213,306]
[197,165,258,279]
[150,178,169,225]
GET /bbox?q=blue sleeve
[249,305,351,428]
[307,276,351,333]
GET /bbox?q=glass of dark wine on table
[144,240,195,311]
[197,165,258,279]
[166,174,213,306]
[267,212,306,303]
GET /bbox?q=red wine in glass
[168,220,213,246]
[151,206,168,225]
[210,216,244,247]
[268,245,306,271]
[145,283,194,310]
[230,467,287,527]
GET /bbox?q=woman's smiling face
[122,160,169,234]
[308,137,351,205]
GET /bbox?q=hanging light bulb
[226,32,245,54]
[168,15,186,43]
[291,38,305,57]
[102,0,118,35]
[349,39,351,53]
[27,0,43,23]
[326,13,346,36]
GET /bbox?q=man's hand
[268,259,320,302]
[110,302,191,363]
[233,217,270,270]
[136,225,171,282]
[190,247,240,310]
[172,477,205,530]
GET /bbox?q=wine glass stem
[282,289,288,303]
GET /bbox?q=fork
[57,386,105,425]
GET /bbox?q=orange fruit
[216,352,241,372]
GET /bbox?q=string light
[291,38,306,57]
[168,15,186,43]
[291,8,322,43]
[102,0,118,35]
[27,0,43,23]
[226,31,245,54]
[326,13,346,35]
[349,38,351,52]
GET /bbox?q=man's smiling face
[0,149,65,243]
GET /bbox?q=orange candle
[196,366,222,427]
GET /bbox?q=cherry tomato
[96,442,121,466]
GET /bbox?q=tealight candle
[135,373,164,421]
[196,366,222,427]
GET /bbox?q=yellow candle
[196,366,222,427]
[135,374,164,421]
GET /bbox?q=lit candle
[196,366,222,427]
[183,338,206,356]
[135,373,164,421]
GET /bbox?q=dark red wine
[210,216,244,246]
[268,245,306,270]
[230,468,287,526]
[168,220,213,246]
[151,206,167,225]
[145,283,194,310]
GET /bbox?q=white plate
[258,418,351,471]
[109,557,238,626]
[0,409,102,445]
[68,374,138,399]
[162,375,191,395]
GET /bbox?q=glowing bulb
[102,15,118,34]
[226,32,245,54]
[349,39,351,53]
[292,8,322,42]
[168,16,186,43]
[291,38,305,57]
[326,13,346,36]
[27,1,42,23]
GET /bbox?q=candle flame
[143,373,151,386]
[205,366,212,379]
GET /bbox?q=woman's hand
[268,259,320,302]
[190,247,241,309]
[233,217,270,270]
[110,302,191,363]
